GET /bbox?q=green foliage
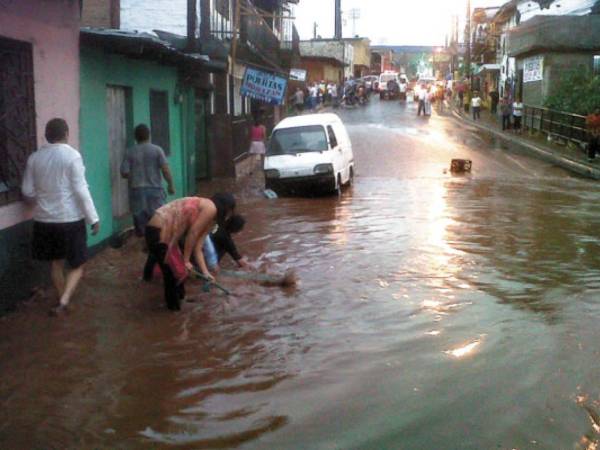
[544,68,600,115]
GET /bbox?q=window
[149,90,170,154]
[594,55,600,76]
[233,77,243,117]
[327,126,338,148]
[0,36,36,206]
[268,126,328,155]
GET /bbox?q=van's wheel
[335,174,342,197]
[347,167,354,187]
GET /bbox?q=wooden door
[106,86,129,218]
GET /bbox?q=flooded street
[4,99,600,449]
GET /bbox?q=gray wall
[518,52,594,106]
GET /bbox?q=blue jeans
[130,187,166,236]
[202,235,219,271]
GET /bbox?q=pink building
[0,0,81,312]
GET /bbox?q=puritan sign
[523,56,544,83]
[289,68,308,82]
[240,67,288,105]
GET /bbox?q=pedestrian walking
[436,83,445,113]
[512,98,524,133]
[309,83,318,110]
[471,91,482,121]
[329,83,339,108]
[500,96,512,130]
[417,85,427,116]
[121,124,174,239]
[21,118,100,315]
[144,193,236,310]
[292,87,305,113]
[248,117,267,166]
[489,89,499,115]
[425,87,433,116]
[456,81,465,109]
[463,89,471,114]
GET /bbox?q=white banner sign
[523,56,544,83]
[289,68,307,82]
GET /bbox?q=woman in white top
[513,98,524,133]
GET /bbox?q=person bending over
[203,214,249,273]
[144,193,236,310]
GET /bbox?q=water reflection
[444,340,481,359]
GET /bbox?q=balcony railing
[210,0,282,66]
[523,105,589,144]
[281,22,299,52]
[242,1,281,64]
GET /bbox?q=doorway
[106,85,132,227]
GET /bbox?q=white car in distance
[264,114,355,196]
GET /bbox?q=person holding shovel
[144,192,236,310]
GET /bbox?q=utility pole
[465,0,471,82]
[348,8,360,38]
[334,0,342,39]
[186,0,197,52]
[313,21,318,39]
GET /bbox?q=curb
[450,109,600,180]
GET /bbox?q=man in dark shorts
[22,118,100,314]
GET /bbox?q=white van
[264,113,354,195]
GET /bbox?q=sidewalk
[449,104,600,180]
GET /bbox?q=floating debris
[450,158,472,174]
[264,189,278,199]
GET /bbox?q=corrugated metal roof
[80,28,227,72]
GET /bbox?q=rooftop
[508,14,600,56]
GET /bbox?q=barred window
[0,36,37,206]
[150,90,171,155]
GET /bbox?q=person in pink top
[145,192,236,310]
[249,117,267,167]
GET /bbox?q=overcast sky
[294,0,503,46]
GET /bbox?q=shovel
[190,269,232,296]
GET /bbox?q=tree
[544,69,600,115]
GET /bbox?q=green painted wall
[79,48,196,246]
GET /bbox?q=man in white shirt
[309,83,318,110]
[22,118,100,314]
[471,91,482,121]
[417,85,427,116]
[512,98,524,133]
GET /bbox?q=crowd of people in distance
[290,77,371,113]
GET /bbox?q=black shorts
[32,220,88,268]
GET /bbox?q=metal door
[106,86,129,218]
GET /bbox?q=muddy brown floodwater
[3,100,600,449]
